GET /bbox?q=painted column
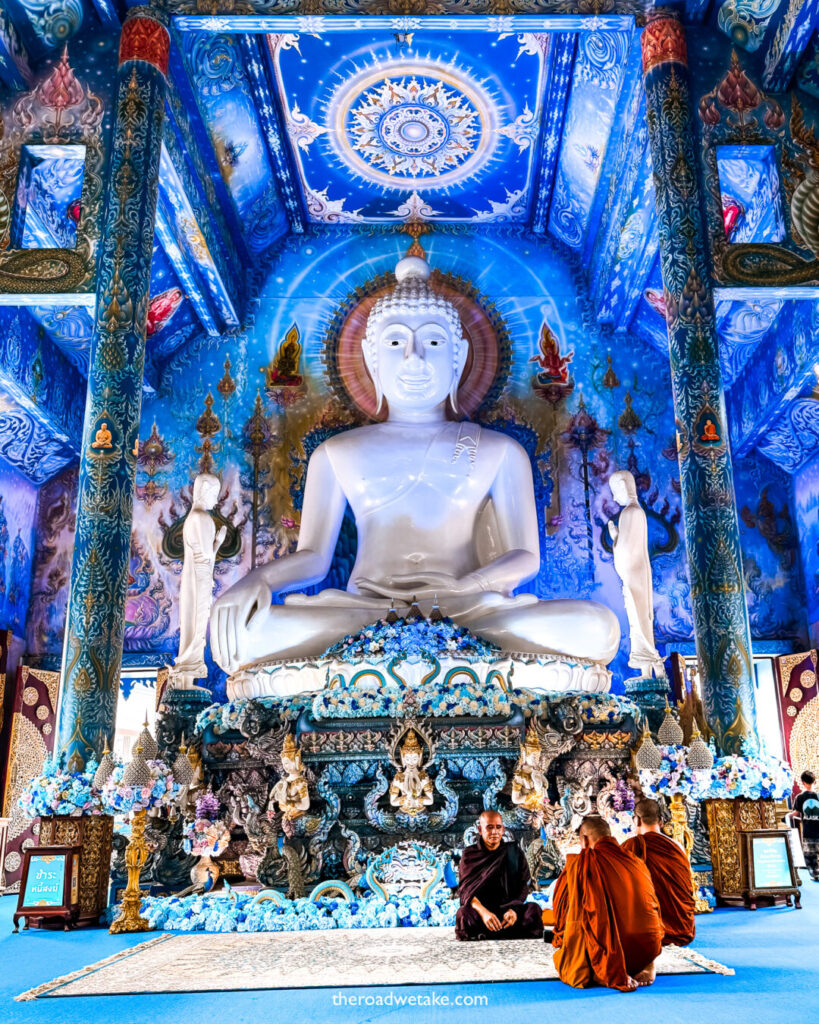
[641,9,756,753]
[57,7,169,768]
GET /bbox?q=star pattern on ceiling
[342,72,484,185]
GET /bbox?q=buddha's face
[282,754,300,776]
[370,310,464,414]
[401,749,421,769]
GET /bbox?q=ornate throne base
[227,650,612,702]
[193,682,639,896]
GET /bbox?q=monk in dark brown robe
[456,810,543,940]
[621,798,696,947]
[549,815,664,991]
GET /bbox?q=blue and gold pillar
[642,9,756,752]
[57,7,169,768]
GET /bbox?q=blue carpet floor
[2,882,817,1024]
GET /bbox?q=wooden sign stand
[738,830,802,911]
[13,845,81,932]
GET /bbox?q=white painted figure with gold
[171,473,226,691]
[389,729,434,816]
[268,734,310,821]
[210,253,619,694]
[511,725,546,813]
[607,469,665,678]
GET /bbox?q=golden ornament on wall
[22,687,38,706]
[787,705,798,717]
[790,688,804,703]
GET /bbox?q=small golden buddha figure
[389,729,434,816]
[269,733,310,821]
[511,725,546,813]
[700,419,719,443]
[91,421,113,449]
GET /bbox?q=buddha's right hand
[211,577,272,672]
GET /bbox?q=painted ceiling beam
[239,33,305,235]
[162,110,245,317]
[762,0,819,93]
[88,0,121,30]
[157,145,240,333]
[618,210,659,334]
[0,6,33,90]
[584,29,643,275]
[166,31,252,272]
[530,32,576,235]
[172,14,636,33]
[154,200,220,338]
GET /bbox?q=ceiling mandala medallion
[330,61,497,191]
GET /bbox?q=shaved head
[634,798,661,826]
[578,815,611,848]
[477,810,504,850]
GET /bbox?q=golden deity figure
[389,729,434,816]
[269,734,310,821]
[91,421,113,449]
[511,725,546,813]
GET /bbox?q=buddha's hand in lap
[501,909,517,929]
[354,571,487,600]
[211,577,272,671]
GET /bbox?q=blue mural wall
[794,453,819,647]
[0,460,36,638]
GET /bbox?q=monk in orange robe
[549,815,664,992]
[621,798,696,947]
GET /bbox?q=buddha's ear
[448,334,469,414]
[362,339,383,414]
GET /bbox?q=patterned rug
[18,928,734,999]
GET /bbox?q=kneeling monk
[551,815,663,991]
[456,810,543,940]
[622,798,696,947]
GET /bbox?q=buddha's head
[364,255,468,416]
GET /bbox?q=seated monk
[549,815,664,991]
[621,798,696,947]
[456,810,543,940]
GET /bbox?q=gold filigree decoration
[789,696,819,780]
[2,714,47,841]
[22,687,38,706]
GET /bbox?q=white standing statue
[210,253,619,683]
[171,473,226,691]
[607,469,665,678]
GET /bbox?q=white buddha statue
[210,253,619,682]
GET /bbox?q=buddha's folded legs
[459,598,621,664]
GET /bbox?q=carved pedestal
[38,814,114,925]
[156,686,212,763]
[705,798,777,905]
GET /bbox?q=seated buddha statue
[210,252,619,680]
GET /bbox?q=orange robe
[621,831,696,947]
[551,836,664,992]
